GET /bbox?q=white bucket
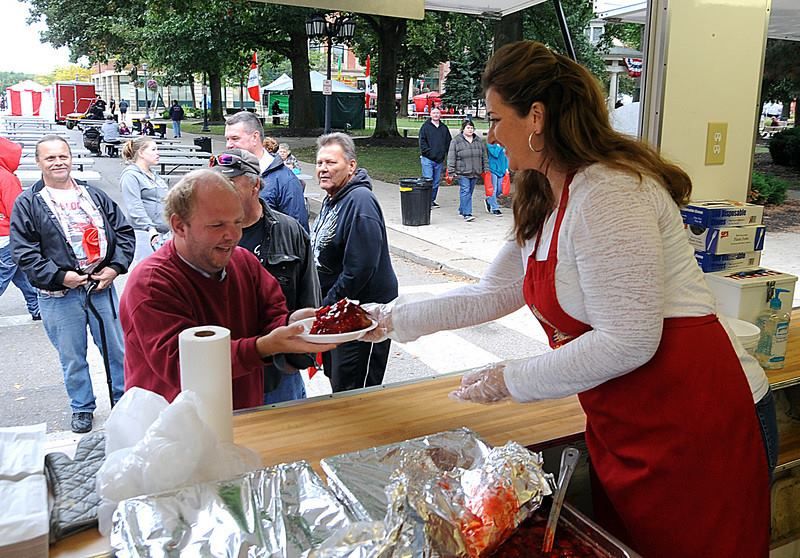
[725,316,761,355]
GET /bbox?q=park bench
[16,169,101,185]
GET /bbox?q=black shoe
[71,412,93,434]
[31,313,41,321]
[484,199,491,214]
[431,201,440,208]
[492,209,502,215]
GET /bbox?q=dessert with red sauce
[310,298,373,335]
[492,509,600,558]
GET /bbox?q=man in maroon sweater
[120,169,332,409]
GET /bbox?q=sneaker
[484,199,491,214]
[464,215,475,222]
[71,412,93,434]
[431,201,440,208]
[31,313,41,321]
[492,209,503,215]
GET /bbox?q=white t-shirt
[391,163,768,404]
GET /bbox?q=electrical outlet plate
[705,122,728,165]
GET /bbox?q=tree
[440,52,478,112]
[355,15,407,138]
[761,39,800,125]
[396,13,451,117]
[0,71,35,92]
[36,65,93,86]
[439,14,492,114]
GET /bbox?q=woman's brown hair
[481,41,692,245]
[121,136,155,163]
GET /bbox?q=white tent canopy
[263,71,362,93]
[594,0,800,41]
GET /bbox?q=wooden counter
[48,311,800,556]
[51,374,586,557]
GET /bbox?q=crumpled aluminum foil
[321,429,552,558]
[321,428,492,522]
[110,461,357,557]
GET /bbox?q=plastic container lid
[725,316,761,348]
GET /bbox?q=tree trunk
[209,72,224,122]
[189,75,196,108]
[493,12,524,51]
[288,30,315,129]
[374,17,407,138]
[399,73,411,117]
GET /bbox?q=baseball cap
[209,149,261,178]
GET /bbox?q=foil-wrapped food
[110,461,357,557]
[322,428,553,557]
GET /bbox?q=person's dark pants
[322,339,391,392]
[755,387,778,482]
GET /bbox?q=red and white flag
[364,55,371,108]
[247,51,260,102]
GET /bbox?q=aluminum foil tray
[320,427,492,521]
[110,461,356,557]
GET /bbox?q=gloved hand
[360,301,394,343]
[449,363,511,404]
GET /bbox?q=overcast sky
[0,1,73,74]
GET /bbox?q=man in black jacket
[418,107,451,208]
[311,133,398,392]
[10,136,135,434]
[210,148,320,403]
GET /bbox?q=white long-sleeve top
[391,164,768,403]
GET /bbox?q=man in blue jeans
[10,136,135,434]
[168,100,185,138]
[418,108,451,208]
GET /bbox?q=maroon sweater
[120,241,288,409]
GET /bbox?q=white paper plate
[295,317,378,344]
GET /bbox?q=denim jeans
[172,120,181,138]
[755,387,778,481]
[420,156,444,203]
[38,285,125,413]
[486,173,501,211]
[458,176,478,216]
[263,373,307,405]
[0,243,39,316]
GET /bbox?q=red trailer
[54,81,96,123]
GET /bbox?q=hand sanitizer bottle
[755,288,791,370]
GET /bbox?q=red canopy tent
[6,80,46,116]
[413,91,442,113]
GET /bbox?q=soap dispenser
[755,288,791,370]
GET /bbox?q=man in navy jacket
[311,133,398,392]
[418,108,451,208]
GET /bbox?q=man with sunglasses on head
[224,112,309,231]
[119,169,333,410]
[210,149,320,404]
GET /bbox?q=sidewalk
[298,159,800,306]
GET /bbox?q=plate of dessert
[297,298,378,343]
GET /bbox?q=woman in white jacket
[119,137,170,263]
[365,41,773,558]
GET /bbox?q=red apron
[523,178,769,557]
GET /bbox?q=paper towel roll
[178,326,233,443]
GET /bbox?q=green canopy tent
[262,71,365,130]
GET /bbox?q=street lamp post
[305,14,355,134]
[142,63,150,119]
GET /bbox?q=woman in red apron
[366,41,772,557]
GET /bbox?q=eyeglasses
[209,153,260,175]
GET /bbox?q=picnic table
[16,169,101,184]
[154,157,208,175]
[760,125,788,139]
[17,157,95,171]
[118,135,183,145]
[157,150,211,159]
[21,147,91,157]
[0,118,58,130]
[13,138,79,148]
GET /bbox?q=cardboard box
[681,199,764,227]
[694,250,761,272]
[685,224,765,254]
[704,267,797,324]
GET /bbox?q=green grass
[293,144,422,184]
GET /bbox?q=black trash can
[131,118,142,133]
[399,178,433,226]
[194,136,212,153]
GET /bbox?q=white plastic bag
[96,388,262,535]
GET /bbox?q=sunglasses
[209,153,260,175]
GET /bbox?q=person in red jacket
[119,169,334,409]
[0,138,39,320]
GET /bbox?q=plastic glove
[449,363,510,404]
[360,301,394,343]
